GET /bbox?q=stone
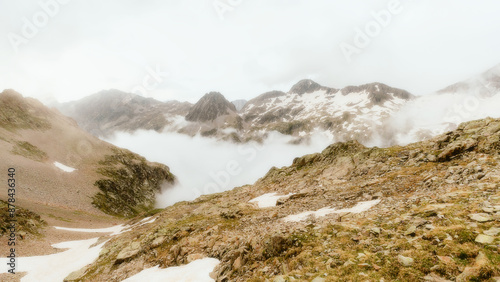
[370,227,381,235]
[151,236,166,248]
[456,252,490,282]
[423,273,452,281]
[475,234,494,244]
[187,253,205,263]
[484,227,500,236]
[405,225,417,236]
[437,256,454,265]
[311,277,326,282]
[233,256,242,270]
[273,276,286,282]
[468,213,493,222]
[116,242,141,262]
[64,265,89,281]
[397,255,414,266]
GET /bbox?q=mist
[367,90,500,147]
[106,131,333,207]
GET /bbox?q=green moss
[11,141,48,162]
[0,91,51,131]
[0,200,47,237]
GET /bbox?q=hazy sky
[1,0,500,103]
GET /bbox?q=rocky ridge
[59,89,192,137]
[69,117,500,281]
[58,79,415,145]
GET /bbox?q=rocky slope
[58,89,192,137]
[70,117,500,281]
[0,90,175,218]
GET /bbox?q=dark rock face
[92,148,175,218]
[185,92,236,122]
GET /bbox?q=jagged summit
[289,79,336,95]
[342,82,414,105]
[185,92,237,122]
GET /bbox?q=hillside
[59,89,192,137]
[0,90,175,218]
[69,117,500,281]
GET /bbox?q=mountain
[58,89,192,137]
[185,92,237,122]
[0,90,175,218]
[66,117,500,281]
[438,63,500,97]
[241,80,414,142]
[58,80,414,144]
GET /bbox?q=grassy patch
[11,141,48,162]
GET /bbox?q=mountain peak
[289,79,323,95]
[342,82,414,105]
[185,92,236,122]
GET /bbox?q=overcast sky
[1,0,500,104]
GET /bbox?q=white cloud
[106,131,333,207]
[1,0,500,103]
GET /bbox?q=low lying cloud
[106,131,333,207]
[367,91,500,147]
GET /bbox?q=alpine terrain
[53,117,500,281]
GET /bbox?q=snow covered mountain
[58,80,414,144]
[241,79,414,143]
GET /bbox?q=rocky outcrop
[0,200,47,238]
[92,148,175,217]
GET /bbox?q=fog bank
[107,131,333,207]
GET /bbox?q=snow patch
[249,193,294,208]
[122,258,220,282]
[54,225,125,235]
[54,162,76,172]
[0,238,105,281]
[284,199,381,222]
[54,217,157,236]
